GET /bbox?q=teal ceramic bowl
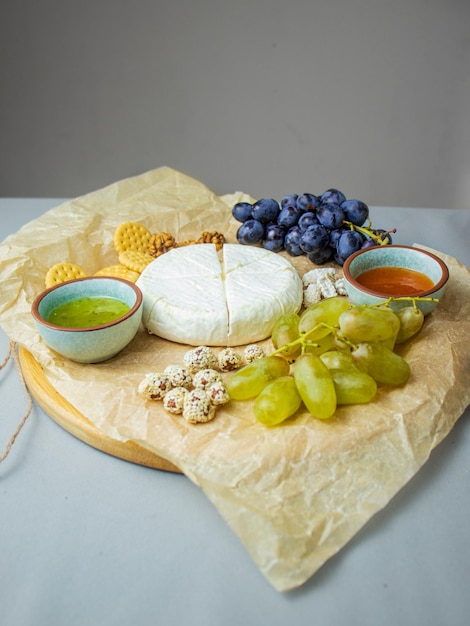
[31,277,143,363]
[342,245,449,315]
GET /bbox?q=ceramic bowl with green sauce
[32,277,143,363]
[342,245,449,315]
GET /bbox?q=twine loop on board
[0,341,33,463]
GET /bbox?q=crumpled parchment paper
[1,166,469,591]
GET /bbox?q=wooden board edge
[17,346,182,474]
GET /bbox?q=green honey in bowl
[48,296,131,328]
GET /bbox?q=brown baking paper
[1,166,469,591]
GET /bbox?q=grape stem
[271,322,337,357]
[343,220,397,245]
[368,296,439,308]
[270,297,439,357]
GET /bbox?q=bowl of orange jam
[342,245,449,315]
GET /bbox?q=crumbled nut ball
[182,389,216,423]
[206,381,230,406]
[243,344,265,363]
[193,368,222,390]
[183,346,218,373]
[163,365,193,389]
[218,347,243,372]
[138,372,173,400]
[163,387,188,414]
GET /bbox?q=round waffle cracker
[113,221,152,254]
[45,263,88,288]
[94,264,141,283]
[118,250,154,273]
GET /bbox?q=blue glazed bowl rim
[342,244,449,298]
[31,276,143,333]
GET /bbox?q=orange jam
[356,266,435,296]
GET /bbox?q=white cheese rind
[136,244,303,346]
[223,244,303,345]
[137,245,228,345]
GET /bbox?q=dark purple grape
[329,227,346,248]
[307,246,334,265]
[251,198,280,223]
[320,188,347,206]
[340,199,369,226]
[316,203,345,229]
[262,223,286,252]
[280,194,298,210]
[284,226,304,256]
[298,211,319,231]
[374,229,393,244]
[335,230,364,264]
[361,238,377,250]
[236,219,264,245]
[277,205,301,229]
[296,193,320,212]
[232,202,253,223]
[233,189,391,265]
[300,224,330,253]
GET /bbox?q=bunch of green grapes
[226,297,427,426]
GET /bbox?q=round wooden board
[17,346,182,474]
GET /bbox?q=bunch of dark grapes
[232,189,395,265]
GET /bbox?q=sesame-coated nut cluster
[218,347,243,372]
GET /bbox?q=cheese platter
[1,166,469,591]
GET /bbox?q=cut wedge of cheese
[136,243,303,346]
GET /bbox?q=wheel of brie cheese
[136,243,303,346]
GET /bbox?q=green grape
[332,329,351,352]
[225,355,290,400]
[271,313,301,359]
[380,336,397,350]
[330,368,377,404]
[338,306,400,344]
[298,296,350,341]
[352,341,410,385]
[395,306,424,344]
[293,353,336,419]
[303,332,335,356]
[320,350,355,370]
[254,376,302,425]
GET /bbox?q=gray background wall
[1,0,469,209]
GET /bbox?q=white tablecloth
[1,199,469,626]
